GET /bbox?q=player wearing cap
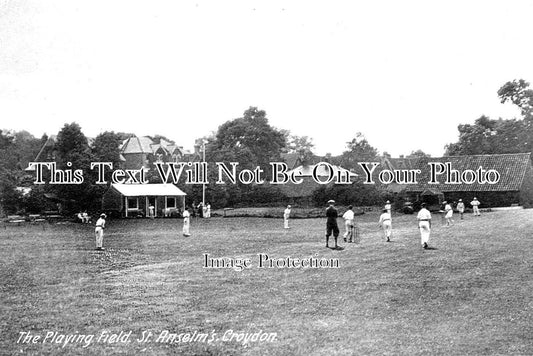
[95,213,106,251]
[342,205,355,242]
[325,200,340,249]
[444,201,454,226]
[378,208,392,242]
[471,197,481,216]
[417,203,432,249]
[456,199,465,220]
[384,200,392,215]
[284,205,291,229]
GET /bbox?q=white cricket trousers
[382,221,392,238]
[183,219,190,235]
[343,220,353,238]
[419,221,430,245]
[95,227,104,248]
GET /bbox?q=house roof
[120,136,153,154]
[391,152,532,192]
[111,183,186,196]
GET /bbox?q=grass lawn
[1,210,533,355]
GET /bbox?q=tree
[51,123,95,213]
[445,116,529,155]
[208,107,286,168]
[90,131,124,210]
[497,79,533,120]
[55,123,90,162]
[0,130,21,215]
[407,149,431,158]
[284,134,315,164]
[205,107,287,206]
[340,132,379,169]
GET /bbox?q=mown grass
[1,210,532,355]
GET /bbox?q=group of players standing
[320,197,482,250]
[93,198,483,251]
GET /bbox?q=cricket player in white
[444,201,454,226]
[95,213,106,251]
[384,200,392,215]
[417,203,432,249]
[342,205,355,242]
[378,208,392,242]
[471,197,481,216]
[182,208,191,237]
[457,199,465,220]
[284,205,291,229]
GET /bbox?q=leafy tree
[204,107,287,207]
[149,134,175,145]
[407,149,431,158]
[51,123,95,213]
[497,79,533,120]
[92,131,123,167]
[445,116,529,155]
[0,130,21,214]
[208,107,286,168]
[284,134,315,164]
[90,131,124,210]
[55,123,90,163]
[339,132,379,169]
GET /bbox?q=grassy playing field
[1,209,533,355]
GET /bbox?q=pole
[202,141,206,207]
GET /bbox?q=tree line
[1,79,532,215]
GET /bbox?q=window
[166,197,176,208]
[127,198,138,209]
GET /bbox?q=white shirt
[444,204,452,212]
[95,217,105,228]
[417,208,431,220]
[284,208,291,219]
[342,210,354,221]
[471,200,480,206]
[183,210,190,221]
[379,212,391,224]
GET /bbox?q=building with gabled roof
[119,136,197,170]
[381,152,533,208]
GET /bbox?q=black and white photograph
[2,1,533,355]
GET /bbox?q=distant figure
[182,208,191,237]
[444,201,454,226]
[378,208,392,242]
[417,203,432,249]
[284,205,291,229]
[77,212,84,223]
[384,200,392,216]
[197,202,204,218]
[471,197,481,216]
[325,200,340,249]
[148,205,155,219]
[95,213,106,251]
[205,203,211,218]
[456,199,465,220]
[342,205,355,242]
[82,211,90,223]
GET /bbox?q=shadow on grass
[329,246,345,251]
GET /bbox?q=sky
[1,0,532,157]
